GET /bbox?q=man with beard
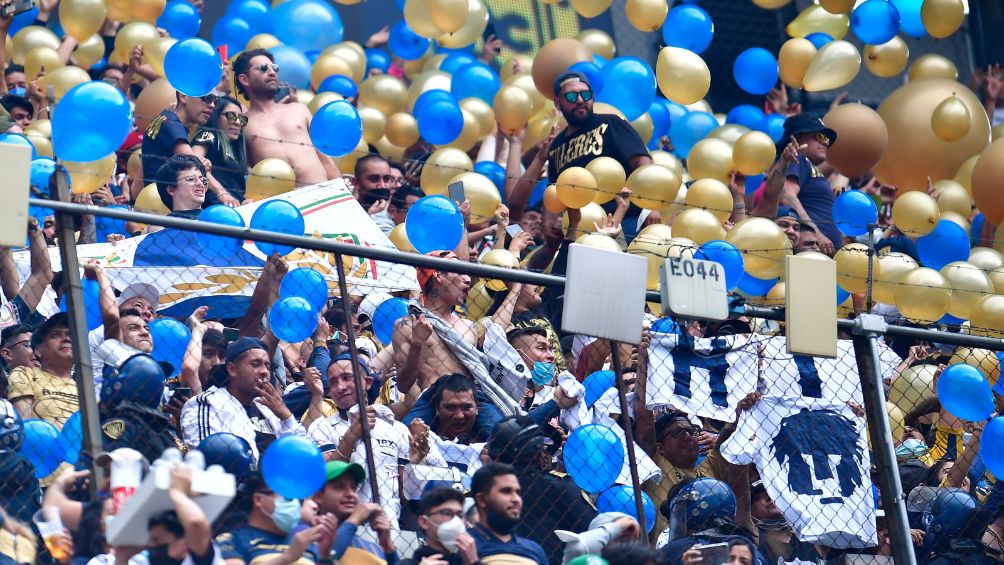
[234,49,341,186]
[546,71,651,238]
[469,462,549,565]
[776,113,841,255]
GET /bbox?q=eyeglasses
[562,90,593,103]
[179,175,209,187]
[222,111,249,127]
[3,339,29,350]
[425,509,464,520]
[200,94,219,106]
[814,131,831,146]
[256,63,280,73]
[660,425,701,441]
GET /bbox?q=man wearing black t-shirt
[547,71,651,239]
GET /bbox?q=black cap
[774,206,800,221]
[780,113,836,147]
[505,319,548,342]
[30,312,69,349]
[225,337,267,364]
[553,71,591,97]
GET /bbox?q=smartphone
[1,0,33,18]
[447,181,465,206]
[274,84,291,103]
[173,386,191,401]
[697,543,730,565]
[505,224,524,237]
[222,327,239,341]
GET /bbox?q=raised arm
[749,137,799,219]
[239,254,287,338]
[168,466,213,559]
[18,217,54,313]
[82,261,119,341]
[181,306,210,394]
[0,247,19,301]
[391,313,431,394]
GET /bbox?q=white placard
[0,143,31,248]
[660,256,728,321]
[561,243,646,344]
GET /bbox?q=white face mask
[435,516,465,552]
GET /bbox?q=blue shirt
[141,110,190,184]
[468,524,549,565]
[786,155,843,247]
[216,525,319,565]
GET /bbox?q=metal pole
[850,314,916,565]
[865,224,876,313]
[333,251,380,504]
[52,165,103,498]
[608,341,648,539]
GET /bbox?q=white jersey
[720,396,877,549]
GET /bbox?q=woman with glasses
[192,96,249,205]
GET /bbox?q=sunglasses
[222,111,249,127]
[814,131,831,146]
[659,425,701,441]
[200,94,218,105]
[179,175,209,186]
[256,63,280,73]
[562,90,593,103]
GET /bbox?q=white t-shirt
[88,542,227,565]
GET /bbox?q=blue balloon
[891,0,925,37]
[440,52,477,74]
[226,0,270,31]
[59,411,82,465]
[269,45,312,90]
[851,0,901,45]
[651,317,680,334]
[405,195,464,254]
[765,113,786,143]
[836,285,850,305]
[568,61,604,95]
[413,89,454,120]
[212,16,253,55]
[832,190,878,237]
[938,312,965,325]
[53,82,131,163]
[562,424,625,493]
[937,364,994,422]
[28,205,53,228]
[451,63,501,104]
[304,50,321,64]
[597,57,656,121]
[972,213,985,244]
[737,273,778,297]
[0,132,37,160]
[661,4,714,54]
[474,161,506,193]
[197,205,246,255]
[250,200,306,256]
[805,32,833,48]
[269,296,317,342]
[593,54,607,67]
[726,104,767,132]
[270,0,343,52]
[648,99,671,138]
[9,6,38,36]
[149,318,191,374]
[597,485,657,533]
[583,370,616,408]
[417,99,464,145]
[261,435,325,499]
[365,48,391,75]
[20,419,64,478]
[733,48,778,95]
[529,178,547,207]
[310,100,362,157]
[696,240,745,291]
[165,38,223,96]
[279,268,328,312]
[435,43,475,55]
[744,174,765,193]
[983,417,1004,479]
[669,111,717,158]
[389,21,430,61]
[30,158,57,193]
[317,74,358,98]
[158,0,202,38]
[60,278,102,331]
[372,297,409,345]
[917,220,970,270]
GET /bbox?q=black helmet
[0,399,23,451]
[488,416,553,465]
[198,433,256,480]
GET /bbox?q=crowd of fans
[2,1,1004,565]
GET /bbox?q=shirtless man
[233,49,341,186]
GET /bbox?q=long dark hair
[208,95,248,171]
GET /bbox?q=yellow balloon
[732,131,776,175]
[458,97,495,138]
[751,0,792,7]
[909,54,958,82]
[819,0,855,13]
[59,0,108,42]
[114,22,160,55]
[355,106,384,146]
[480,249,521,292]
[931,95,971,142]
[625,0,667,31]
[991,267,1004,293]
[68,34,103,71]
[562,202,606,237]
[932,179,972,218]
[888,402,905,444]
[134,78,176,131]
[107,0,132,21]
[949,348,1000,387]
[896,267,952,322]
[24,119,50,139]
[627,163,682,210]
[873,252,918,304]
[970,294,1004,337]
[404,0,445,38]
[941,211,970,232]
[385,112,420,148]
[638,223,673,240]
[144,37,176,78]
[135,183,170,214]
[651,150,683,177]
[449,172,500,222]
[405,71,451,112]
[389,223,415,252]
[499,55,533,82]
[954,154,979,194]
[126,149,141,179]
[296,91,315,109]
[665,237,698,259]
[246,34,282,51]
[493,85,533,134]
[655,46,711,106]
[968,247,1003,272]
[577,29,616,60]
[628,229,673,289]
[25,47,64,82]
[786,4,849,39]
[40,66,90,102]
[586,157,626,205]
[889,364,937,413]
[531,38,593,98]
[571,0,611,18]
[555,167,597,209]
[995,226,1004,255]
[337,137,368,173]
[542,185,565,214]
[687,138,733,183]
[246,158,296,200]
[307,91,343,115]
[375,136,405,160]
[131,0,165,22]
[942,261,993,320]
[576,233,622,253]
[802,40,861,92]
[707,124,749,147]
[504,73,546,116]
[778,38,816,89]
[421,148,474,195]
[994,122,1004,141]
[891,191,940,235]
[320,44,366,84]
[310,54,353,92]
[683,178,733,222]
[671,208,725,246]
[12,26,60,65]
[833,243,877,293]
[921,0,965,39]
[725,217,791,277]
[863,37,909,78]
[446,109,482,152]
[631,113,654,144]
[65,155,115,194]
[526,113,560,150]
[437,0,488,48]
[359,75,408,116]
[660,184,688,221]
[26,133,53,158]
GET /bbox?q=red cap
[416,250,458,291]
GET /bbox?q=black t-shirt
[191,127,247,204]
[142,110,189,184]
[786,155,843,247]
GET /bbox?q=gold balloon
[404,0,445,38]
[631,113,654,144]
[458,97,495,138]
[725,217,789,276]
[732,131,776,176]
[970,294,1004,337]
[684,178,733,222]
[625,0,668,31]
[114,22,160,55]
[126,149,141,179]
[932,95,972,142]
[896,267,952,322]
[941,211,970,232]
[25,47,63,82]
[60,0,108,42]
[571,0,612,18]
[819,0,855,14]
[389,223,415,252]
[504,73,546,116]
[402,54,433,81]
[499,55,533,82]
[665,237,699,259]
[660,184,688,221]
[421,148,474,195]
[874,79,990,191]
[40,66,90,102]
[889,364,938,413]
[246,158,296,200]
[385,112,420,148]
[12,26,60,65]
[971,139,1004,226]
[310,54,353,91]
[921,0,965,39]
[480,249,521,292]
[358,107,387,146]
[375,136,405,160]
[246,34,281,51]
[586,157,626,205]
[757,281,785,307]
[751,0,792,8]
[942,261,993,319]
[995,226,1004,255]
[778,38,816,89]
[135,183,170,214]
[337,137,368,173]
[671,208,725,246]
[954,154,979,194]
[493,85,533,134]
[593,102,625,118]
[888,402,905,444]
[525,112,560,149]
[786,4,849,39]
[320,44,366,84]
[655,46,711,105]
[359,75,408,116]
[823,103,888,178]
[994,122,1004,141]
[542,185,565,214]
[968,247,1003,272]
[577,29,615,60]
[708,124,750,146]
[26,133,53,158]
[909,54,958,82]
[576,233,622,253]
[307,92,343,115]
[863,37,909,78]
[874,252,918,304]
[891,191,940,235]
[437,0,488,48]
[833,243,878,293]
[638,223,673,240]
[651,150,683,177]
[131,0,165,22]
[932,179,971,217]
[949,348,1000,387]
[562,202,606,237]
[449,172,500,222]
[991,267,1004,293]
[144,37,176,78]
[555,167,597,209]
[296,91,315,109]
[531,38,593,98]
[134,78,175,131]
[64,155,115,194]
[107,0,132,21]
[627,163,682,210]
[687,138,733,183]
[628,229,673,289]
[25,119,50,138]
[802,40,860,92]
[405,71,451,111]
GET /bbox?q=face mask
[434,516,465,552]
[268,496,301,533]
[9,87,26,97]
[530,361,555,386]
[895,438,928,461]
[147,544,184,565]
[485,508,518,535]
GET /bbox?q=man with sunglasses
[547,71,651,239]
[234,49,342,187]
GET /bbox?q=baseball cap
[553,71,591,97]
[95,447,150,471]
[324,460,366,483]
[774,206,800,221]
[416,250,459,292]
[225,337,267,364]
[30,312,69,349]
[117,282,160,309]
[505,318,547,341]
[357,292,392,324]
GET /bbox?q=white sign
[660,257,728,320]
[562,243,646,344]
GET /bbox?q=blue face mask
[895,438,928,462]
[530,361,555,386]
[268,496,301,533]
[8,87,26,97]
